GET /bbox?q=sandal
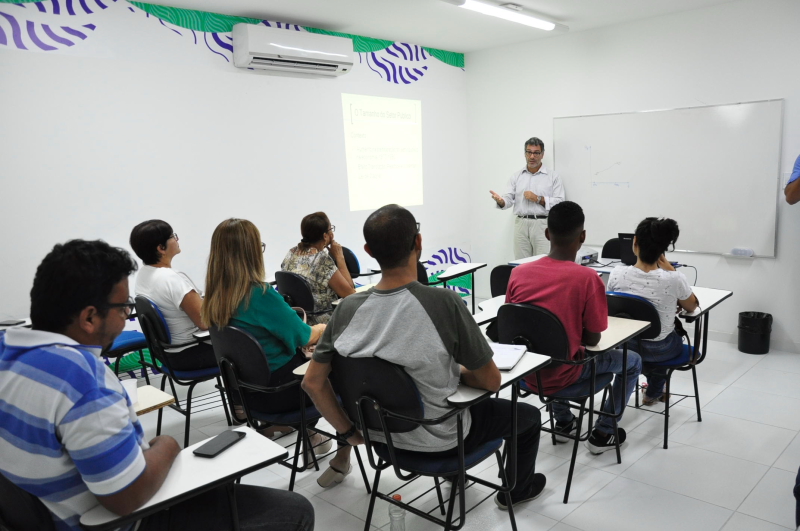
[317,462,352,488]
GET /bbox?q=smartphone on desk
[193,430,246,458]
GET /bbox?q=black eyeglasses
[525,150,542,156]
[261,242,266,253]
[329,225,336,233]
[105,297,136,317]
[409,222,420,250]
[170,233,179,241]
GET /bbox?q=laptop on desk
[490,343,526,371]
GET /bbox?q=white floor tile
[754,350,800,375]
[721,512,793,531]
[526,463,617,521]
[562,476,732,531]
[548,524,585,531]
[738,467,798,529]
[538,429,660,475]
[621,442,769,510]
[631,403,697,440]
[672,356,755,387]
[732,365,800,400]
[773,432,800,473]
[704,387,800,430]
[670,411,796,466]
[297,487,379,530]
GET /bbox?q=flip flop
[317,462,352,488]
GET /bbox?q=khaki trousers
[514,216,550,259]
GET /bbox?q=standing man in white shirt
[490,137,566,259]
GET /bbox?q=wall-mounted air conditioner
[232,23,354,76]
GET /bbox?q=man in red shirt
[506,201,642,454]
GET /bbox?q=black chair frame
[210,326,371,493]
[135,296,232,447]
[0,473,55,531]
[499,303,622,503]
[274,271,334,317]
[102,314,151,385]
[334,356,520,531]
[608,293,706,449]
[489,265,514,298]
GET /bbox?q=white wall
[0,3,469,318]
[466,0,800,350]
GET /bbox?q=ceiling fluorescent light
[442,0,564,32]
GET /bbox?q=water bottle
[388,494,405,531]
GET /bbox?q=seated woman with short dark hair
[130,219,216,371]
[281,212,356,324]
[607,217,699,405]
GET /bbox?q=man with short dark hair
[490,137,566,259]
[506,201,642,454]
[0,239,314,531]
[302,204,546,509]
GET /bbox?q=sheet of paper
[490,343,526,371]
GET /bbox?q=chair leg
[433,477,446,516]
[156,375,168,436]
[612,409,622,465]
[183,381,197,448]
[363,466,382,531]
[496,451,517,531]
[353,446,371,494]
[444,473,460,531]
[288,429,303,491]
[547,403,557,446]
[691,366,702,422]
[663,375,671,450]
[216,376,232,427]
[138,350,150,385]
[563,400,586,504]
[226,482,240,531]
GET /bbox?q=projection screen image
[342,93,423,211]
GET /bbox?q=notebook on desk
[490,344,526,371]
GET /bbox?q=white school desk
[332,282,378,307]
[473,295,506,326]
[437,262,487,315]
[134,385,176,416]
[80,426,288,531]
[586,316,651,354]
[0,318,31,331]
[679,286,733,378]
[447,352,551,406]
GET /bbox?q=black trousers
[139,484,314,531]
[427,398,541,497]
[241,352,310,414]
[165,341,218,371]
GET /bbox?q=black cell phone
[193,431,246,458]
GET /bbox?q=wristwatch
[338,424,358,442]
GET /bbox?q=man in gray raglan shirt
[301,204,545,509]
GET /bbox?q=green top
[230,284,311,372]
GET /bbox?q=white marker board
[553,100,783,256]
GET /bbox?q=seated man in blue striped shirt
[0,239,314,531]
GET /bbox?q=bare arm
[460,360,501,392]
[301,360,364,445]
[96,435,180,516]
[678,293,699,312]
[786,179,800,205]
[328,270,356,298]
[306,324,326,346]
[179,290,207,330]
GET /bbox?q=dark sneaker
[495,473,546,510]
[554,418,577,443]
[585,427,627,455]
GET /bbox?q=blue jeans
[631,331,684,399]
[552,349,642,435]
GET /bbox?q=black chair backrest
[497,303,571,361]
[134,295,171,364]
[0,473,55,531]
[274,271,316,312]
[208,326,272,397]
[490,265,514,298]
[330,355,422,433]
[602,238,621,259]
[416,262,430,285]
[341,247,360,279]
[606,292,661,341]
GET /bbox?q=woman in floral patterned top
[281,212,356,324]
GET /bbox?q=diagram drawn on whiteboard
[585,145,631,187]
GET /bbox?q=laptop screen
[618,233,636,265]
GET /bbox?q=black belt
[517,215,547,219]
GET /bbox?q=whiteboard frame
[552,99,784,257]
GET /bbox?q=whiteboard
[553,100,783,256]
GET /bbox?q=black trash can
[738,312,773,354]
